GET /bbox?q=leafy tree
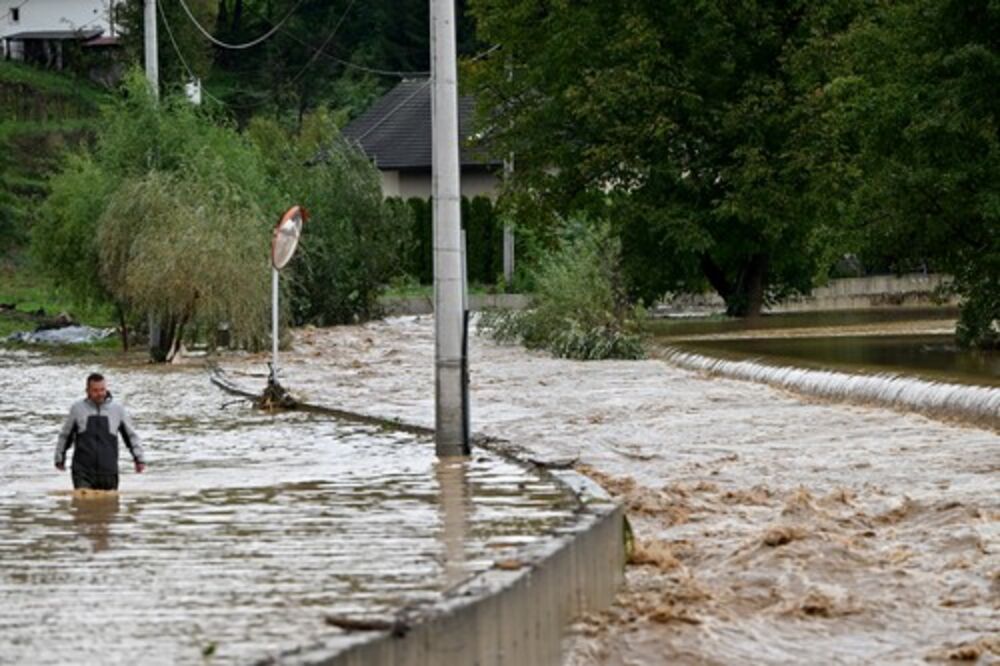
[467,0,863,316]
[33,71,273,358]
[32,154,115,306]
[98,171,270,357]
[116,0,218,88]
[809,0,999,347]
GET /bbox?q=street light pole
[431,0,469,456]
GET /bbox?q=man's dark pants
[72,469,119,491]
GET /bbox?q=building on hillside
[342,78,503,200]
[1,0,120,68]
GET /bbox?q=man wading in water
[55,373,146,490]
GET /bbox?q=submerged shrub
[478,219,645,360]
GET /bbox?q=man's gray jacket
[55,395,145,475]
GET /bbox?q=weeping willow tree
[34,71,275,360]
[98,171,271,361]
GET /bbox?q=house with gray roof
[342,78,502,200]
[2,0,121,68]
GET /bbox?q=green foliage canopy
[809,0,999,347]
[467,0,864,316]
[247,108,412,325]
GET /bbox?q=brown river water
[0,348,578,665]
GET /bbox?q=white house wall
[2,0,118,45]
[380,170,402,198]
[383,170,498,200]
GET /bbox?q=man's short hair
[86,372,105,386]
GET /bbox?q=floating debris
[6,325,115,345]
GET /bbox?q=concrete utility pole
[502,155,515,284]
[143,0,158,98]
[431,0,470,456]
[144,0,160,356]
[502,59,515,285]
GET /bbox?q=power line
[175,0,308,50]
[243,2,500,79]
[157,0,227,105]
[160,0,358,111]
[284,0,355,87]
[353,79,431,142]
[272,23,428,78]
[347,44,501,141]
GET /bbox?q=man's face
[86,380,107,404]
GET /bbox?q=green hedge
[401,195,504,285]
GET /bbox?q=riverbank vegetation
[478,221,644,360]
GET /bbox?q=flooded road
[0,349,577,665]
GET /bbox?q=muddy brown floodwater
[215,316,999,665]
[0,348,578,665]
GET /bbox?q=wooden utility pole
[431,0,469,456]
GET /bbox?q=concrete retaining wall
[380,293,531,316]
[770,274,955,313]
[385,274,955,317]
[656,273,956,315]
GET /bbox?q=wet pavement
[0,349,578,665]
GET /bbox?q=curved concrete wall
[656,273,957,315]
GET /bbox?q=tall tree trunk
[700,253,769,318]
[740,254,768,319]
[148,316,177,363]
[217,0,229,34]
[117,304,129,352]
[231,0,244,32]
[700,254,733,304]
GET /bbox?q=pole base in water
[256,365,297,411]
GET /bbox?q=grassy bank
[0,264,115,341]
[1,62,109,257]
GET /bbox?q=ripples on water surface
[0,350,577,664]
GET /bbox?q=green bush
[396,195,508,286]
[32,70,274,358]
[98,171,270,351]
[33,70,406,356]
[248,109,412,325]
[478,219,645,360]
